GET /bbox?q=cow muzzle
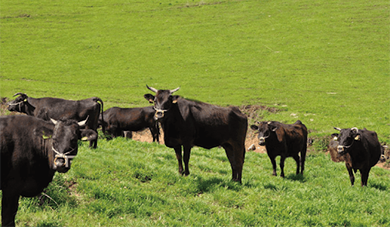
[258,137,266,145]
[153,107,167,121]
[52,147,76,172]
[337,145,345,154]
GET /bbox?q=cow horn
[334,127,341,131]
[169,87,180,94]
[50,118,58,125]
[78,116,89,126]
[13,92,27,97]
[146,85,158,93]
[351,127,358,133]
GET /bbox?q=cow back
[168,98,247,149]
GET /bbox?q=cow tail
[93,97,105,134]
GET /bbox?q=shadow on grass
[370,183,387,191]
[285,174,307,183]
[196,177,242,193]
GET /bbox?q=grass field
[1,0,389,142]
[8,139,390,226]
[1,0,390,226]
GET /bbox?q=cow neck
[40,134,55,170]
[25,98,36,116]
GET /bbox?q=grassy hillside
[1,0,390,225]
[6,139,390,226]
[1,0,389,142]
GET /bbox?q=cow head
[250,121,279,145]
[144,85,180,121]
[49,118,88,173]
[7,93,35,115]
[333,127,360,155]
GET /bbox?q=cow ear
[144,94,155,103]
[250,125,259,131]
[80,129,97,141]
[172,95,180,104]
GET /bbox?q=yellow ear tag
[354,135,360,141]
[333,137,338,141]
[81,137,89,141]
[42,131,51,140]
[172,99,177,104]
[24,99,27,102]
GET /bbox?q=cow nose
[54,157,66,167]
[337,145,344,153]
[259,137,266,145]
[155,110,165,120]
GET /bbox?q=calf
[334,127,381,186]
[1,115,87,226]
[99,106,160,143]
[328,133,350,163]
[251,120,308,177]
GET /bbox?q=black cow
[0,115,88,226]
[144,86,248,183]
[333,127,381,186]
[99,106,160,143]
[251,120,308,177]
[7,93,104,148]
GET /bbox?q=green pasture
[0,0,389,142]
[1,0,390,226]
[5,138,390,226]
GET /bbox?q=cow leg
[90,137,97,149]
[280,156,286,178]
[268,155,277,176]
[300,145,307,175]
[1,190,20,226]
[346,163,355,186]
[149,127,158,143]
[360,168,370,187]
[223,144,243,183]
[174,146,184,175]
[183,145,191,176]
[293,154,300,175]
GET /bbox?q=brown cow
[251,120,308,177]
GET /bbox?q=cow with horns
[144,85,248,183]
[251,120,308,177]
[333,127,381,186]
[0,115,88,226]
[7,93,104,148]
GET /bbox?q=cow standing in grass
[0,115,88,226]
[333,127,381,186]
[251,120,308,177]
[99,106,160,143]
[144,86,247,183]
[7,93,104,148]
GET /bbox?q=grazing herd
[0,86,386,226]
